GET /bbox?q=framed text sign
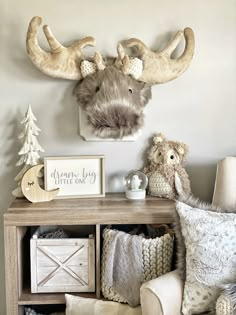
[44,156,105,198]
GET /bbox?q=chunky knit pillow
[216,283,236,315]
[216,293,234,315]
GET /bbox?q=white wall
[0,0,236,312]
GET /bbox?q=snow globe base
[126,190,146,200]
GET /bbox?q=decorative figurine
[125,170,148,199]
[130,174,142,190]
[12,105,44,198]
[143,133,191,200]
[21,165,59,203]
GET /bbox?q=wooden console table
[4,193,176,315]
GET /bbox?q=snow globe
[125,170,148,199]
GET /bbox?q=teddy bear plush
[143,133,191,200]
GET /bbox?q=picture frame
[44,156,105,198]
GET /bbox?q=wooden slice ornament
[21,164,59,203]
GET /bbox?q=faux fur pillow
[176,201,236,314]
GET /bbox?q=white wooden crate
[30,228,95,293]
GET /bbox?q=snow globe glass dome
[125,170,148,200]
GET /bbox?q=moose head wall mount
[26,16,195,140]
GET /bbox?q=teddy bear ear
[176,143,188,155]
[153,133,165,144]
[177,147,185,155]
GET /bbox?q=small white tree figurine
[12,105,44,197]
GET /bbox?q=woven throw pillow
[65,294,142,315]
[176,201,236,314]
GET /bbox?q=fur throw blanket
[102,229,143,307]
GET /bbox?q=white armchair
[64,270,183,315]
[140,270,183,315]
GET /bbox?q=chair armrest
[140,270,183,315]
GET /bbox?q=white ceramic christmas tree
[12,105,44,197]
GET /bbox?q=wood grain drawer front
[31,238,95,293]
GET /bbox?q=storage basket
[101,228,174,303]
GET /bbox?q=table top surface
[4,193,176,226]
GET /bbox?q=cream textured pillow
[176,202,236,315]
[65,294,142,315]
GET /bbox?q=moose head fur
[26,16,195,139]
[74,66,151,138]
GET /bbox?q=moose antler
[26,16,97,80]
[117,28,195,84]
